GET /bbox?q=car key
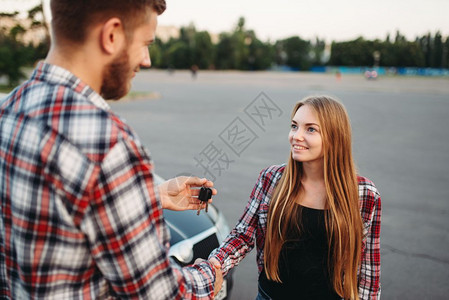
[197,187,212,215]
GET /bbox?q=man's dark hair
[50,0,166,43]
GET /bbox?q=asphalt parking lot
[110,70,449,299]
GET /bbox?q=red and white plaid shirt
[0,62,216,299]
[210,164,381,299]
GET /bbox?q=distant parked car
[154,174,234,300]
[364,69,378,80]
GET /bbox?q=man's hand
[209,257,223,296]
[194,258,223,298]
[213,263,223,297]
[158,176,217,211]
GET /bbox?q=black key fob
[198,187,212,202]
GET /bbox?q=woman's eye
[291,124,297,129]
[307,127,316,132]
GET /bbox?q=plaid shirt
[210,164,381,299]
[0,62,216,299]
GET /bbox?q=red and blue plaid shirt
[210,164,381,299]
[0,62,216,299]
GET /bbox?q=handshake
[195,257,224,297]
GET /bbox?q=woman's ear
[100,17,125,55]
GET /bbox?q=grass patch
[121,91,161,101]
[0,85,14,94]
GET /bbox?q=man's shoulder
[2,72,94,113]
[4,78,138,163]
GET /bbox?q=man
[0,0,222,298]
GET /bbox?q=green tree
[0,29,28,85]
[246,32,274,70]
[0,2,50,85]
[424,33,433,67]
[161,25,215,69]
[311,37,326,66]
[215,17,270,70]
[148,38,164,68]
[330,35,426,68]
[215,33,236,69]
[396,42,425,67]
[166,40,191,69]
[27,2,50,60]
[433,31,443,68]
[443,37,449,68]
[275,36,312,70]
[394,30,406,44]
[28,2,50,40]
[232,17,251,69]
[192,31,214,69]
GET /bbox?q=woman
[209,96,381,299]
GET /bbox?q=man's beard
[100,49,131,100]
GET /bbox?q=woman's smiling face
[289,105,323,163]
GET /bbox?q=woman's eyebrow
[292,119,320,127]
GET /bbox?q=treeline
[150,17,324,71]
[1,12,449,86]
[329,31,449,68]
[151,18,449,70]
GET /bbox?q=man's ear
[100,18,125,55]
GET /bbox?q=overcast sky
[3,0,449,42]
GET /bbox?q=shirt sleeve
[358,181,382,300]
[209,168,270,277]
[81,139,216,299]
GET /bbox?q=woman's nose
[292,130,304,141]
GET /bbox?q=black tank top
[258,205,341,299]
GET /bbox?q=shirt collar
[32,61,111,112]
